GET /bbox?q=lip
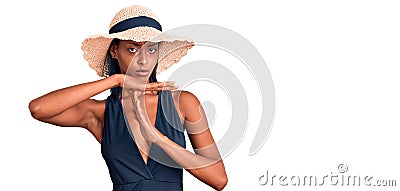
[135,69,150,76]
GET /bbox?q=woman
[29,5,227,191]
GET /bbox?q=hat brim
[81,27,194,77]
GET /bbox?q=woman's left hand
[130,90,164,144]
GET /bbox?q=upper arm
[39,99,105,130]
[179,91,221,159]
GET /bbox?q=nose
[136,47,148,66]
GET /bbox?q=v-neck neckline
[119,90,162,170]
[141,90,161,166]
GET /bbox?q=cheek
[149,53,159,66]
[118,55,134,72]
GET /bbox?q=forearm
[155,135,228,190]
[29,74,122,119]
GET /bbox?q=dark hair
[105,39,159,96]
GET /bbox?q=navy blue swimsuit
[101,89,186,191]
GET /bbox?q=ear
[109,43,118,59]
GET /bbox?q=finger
[162,81,176,87]
[155,85,179,91]
[166,84,179,89]
[131,91,146,111]
[153,87,177,92]
[135,90,146,99]
[145,81,175,90]
[130,99,145,125]
[130,91,140,109]
[147,83,178,92]
[131,98,148,124]
[144,86,178,94]
[145,82,161,90]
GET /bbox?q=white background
[1,0,399,191]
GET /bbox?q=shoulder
[171,90,201,121]
[171,90,200,107]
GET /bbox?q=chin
[137,75,150,82]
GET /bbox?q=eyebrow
[127,42,157,47]
[128,42,145,46]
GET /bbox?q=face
[110,40,159,82]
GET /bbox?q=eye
[148,48,157,53]
[128,48,137,53]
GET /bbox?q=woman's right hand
[116,74,178,93]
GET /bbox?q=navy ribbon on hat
[109,16,162,34]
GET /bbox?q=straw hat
[81,5,194,77]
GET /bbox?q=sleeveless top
[101,89,186,191]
